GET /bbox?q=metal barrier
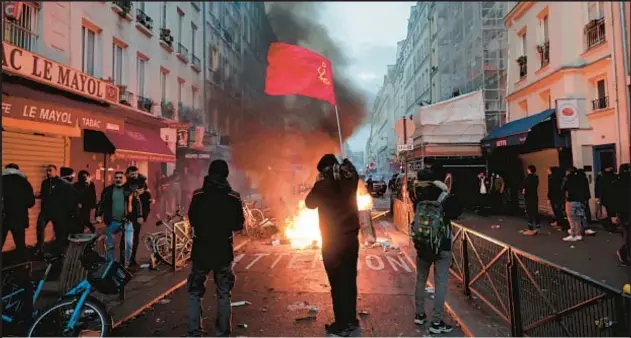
[450,223,631,337]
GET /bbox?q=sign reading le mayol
[555,98,581,130]
[2,42,119,104]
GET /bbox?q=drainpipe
[619,1,631,164]
[202,3,208,130]
[609,2,623,166]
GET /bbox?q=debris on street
[359,311,370,316]
[295,315,317,322]
[287,301,312,311]
[308,306,319,313]
[271,239,281,246]
[425,286,435,294]
[237,324,248,329]
[491,225,501,229]
[231,301,252,307]
[158,298,171,305]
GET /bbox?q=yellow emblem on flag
[317,62,331,85]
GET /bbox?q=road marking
[386,255,412,272]
[232,253,245,269]
[365,254,385,270]
[270,252,289,269]
[287,252,310,269]
[311,252,323,269]
[245,253,269,269]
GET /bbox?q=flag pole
[334,104,345,158]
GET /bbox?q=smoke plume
[229,2,367,222]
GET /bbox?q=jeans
[415,250,452,323]
[78,208,95,233]
[187,262,235,337]
[130,221,142,264]
[526,200,540,230]
[322,234,360,327]
[105,220,134,266]
[565,201,586,237]
[550,201,567,229]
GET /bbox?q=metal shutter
[2,131,66,251]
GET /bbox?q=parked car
[368,178,387,197]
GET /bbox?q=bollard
[358,209,376,245]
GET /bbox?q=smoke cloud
[229,2,367,223]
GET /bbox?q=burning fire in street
[285,183,373,249]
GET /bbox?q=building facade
[490,1,630,215]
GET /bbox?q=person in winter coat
[48,167,80,254]
[521,165,540,235]
[35,164,64,255]
[476,172,492,216]
[562,167,593,241]
[547,167,566,231]
[74,170,97,234]
[410,168,455,334]
[614,164,630,265]
[187,160,245,337]
[128,176,153,267]
[577,169,593,224]
[305,154,361,337]
[2,164,35,260]
[96,171,143,267]
[595,166,618,232]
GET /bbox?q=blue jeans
[105,220,134,266]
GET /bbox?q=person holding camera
[129,176,153,267]
[305,154,361,337]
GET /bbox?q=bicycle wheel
[250,209,265,226]
[28,295,112,337]
[154,233,174,266]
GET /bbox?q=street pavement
[113,210,464,337]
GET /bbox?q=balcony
[191,54,201,72]
[119,88,134,106]
[537,40,550,68]
[516,55,527,80]
[135,9,153,36]
[585,18,606,50]
[176,42,189,63]
[161,100,175,119]
[3,10,39,52]
[137,96,153,113]
[112,0,133,20]
[592,96,609,110]
[159,28,174,52]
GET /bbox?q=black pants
[2,222,26,260]
[322,233,359,326]
[601,204,617,231]
[187,261,235,337]
[36,213,68,255]
[583,201,592,224]
[526,200,540,229]
[551,201,568,230]
[130,221,142,264]
[618,218,630,264]
[78,208,95,233]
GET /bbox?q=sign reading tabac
[2,42,119,104]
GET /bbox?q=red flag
[264,42,337,105]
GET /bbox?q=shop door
[519,149,560,215]
[2,131,67,251]
[593,144,617,175]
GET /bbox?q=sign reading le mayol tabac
[2,42,119,104]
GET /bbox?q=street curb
[398,248,474,337]
[111,238,252,329]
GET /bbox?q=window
[112,43,124,85]
[136,57,146,97]
[520,33,527,56]
[541,16,549,42]
[160,70,168,101]
[178,12,183,43]
[138,1,145,11]
[4,2,38,51]
[587,1,604,21]
[178,81,183,104]
[192,87,197,110]
[191,23,197,56]
[82,26,96,76]
[596,79,606,98]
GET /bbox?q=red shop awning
[104,124,175,163]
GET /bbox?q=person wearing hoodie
[614,164,631,266]
[187,160,245,337]
[35,164,63,255]
[547,167,566,231]
[410,168,455,334]
[562,167,591,241]
[595,166,618,232]
[305,154,361,337]
[577,169,593,224]
[51,167,80,253]
[74,170,97,234]
[128,176,153,267]
[2,163,35,260]
[521,165,540,235]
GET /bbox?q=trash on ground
[237,323,248,329]
[140,263,151,269]
[308,306,319,313]
[261,307,268,312]
[287,301,311,311]
[491,225,501,229]
[359,311,370,316]
[425,286,435,294]
[231,301,252,307]
[295,316,317,322]
[271,239,281,246]
[158,298,171,304]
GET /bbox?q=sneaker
[563,235,582,242]
[326,322,358,337]
[616,250,631,266]
[429,321,454,334]
[584,229,596,236]
[551,221,558,227]
[535,224,542,229]
[414,313,427,325]
[521,229,538,236]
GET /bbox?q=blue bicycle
[3,233,132,337]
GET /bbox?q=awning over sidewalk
[103,124,175,163]
[481,109,555,149]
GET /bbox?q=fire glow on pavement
[284,182,373,250]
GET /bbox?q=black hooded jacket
[615,165,630,222]
[73,181,97,210]
[595,170,617,205]
[2,168,35,228]
[305,158,360,240]
[189,174,245,269]
[522,173,539,202]
[547,167,563,203]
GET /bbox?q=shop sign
[2,42,119,104]
[2,95,124,133]
[184,153,211,159]
[191,126,205,149]
[555,98,581,129]
[3,2,24,21]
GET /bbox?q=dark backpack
[410,189,450,260]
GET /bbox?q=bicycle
[2,255,61,335]
[27,233,132,337]
[143,206,192,268]
[242,200,276,238]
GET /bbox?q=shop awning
[481,109,555,149]
[104,124,175,163]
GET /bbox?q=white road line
[232,253,245,269]
[386,255,412,272]
[245,253,269,269]
[270,252,289,269]
[365,254,385,270]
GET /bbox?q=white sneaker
[585,229,596,235]
[563,235,578,242]
[575,235,583,241]
[567,229,572,235]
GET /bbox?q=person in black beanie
[305,154,361,337]
[187,160,245,337]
